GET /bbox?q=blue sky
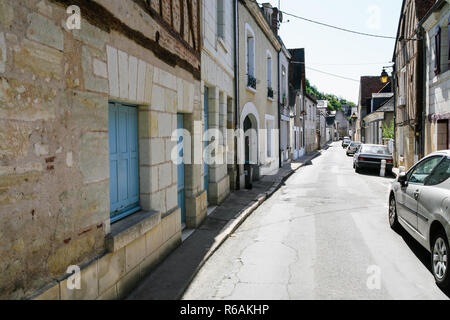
[260,0,403,103]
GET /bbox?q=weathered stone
[93,58,108,79]
[143,63,153,104]
[14,39,63,81]
[96,284,117,300]
[79,132,108,184]
[0,77,57,121]
[74,181,109,230]
[117,266,140,299]
[139,248,160,278]
[0,2,14,27]
[118,50,129,99]
[60,259,98,300]
[151,84,165,111]
[139,165,158,194]
[125,235,146,272]
[0,32,6,73]
[64,90,108,131]
[0,121,31,161]
[157,112,173,137]
[107,45,119,97]
[98,248,125,295]
[145,224,162,256]
[47,233,97,275]
[166,185,178,212]
[36,0,53,17]
[82,46,108,94]
[72,18,108,50]
[158,162,172,190]
[27,13,63,51]
[32,281,60,300]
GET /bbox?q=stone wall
[0,0,205,299]
[201,0,234,203]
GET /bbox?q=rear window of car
[425,157,450,186]
[361,145,390,155]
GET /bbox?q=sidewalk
[126,150,324,300]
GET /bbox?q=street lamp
[380,68,389,84]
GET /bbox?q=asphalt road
[182,142,449,300]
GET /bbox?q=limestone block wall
[201,0,234,203]
[0,0,205,299]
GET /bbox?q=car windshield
[361,145,391,155]
[344,139,351,143]
[350,143,360,147]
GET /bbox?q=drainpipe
[420,25,426,158]
[233,0,240,189]
[277,49,282,168]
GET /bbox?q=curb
[176,150,322,299]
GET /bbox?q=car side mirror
[398,172,408,187]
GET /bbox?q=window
[266,115,274,158]
[246,24,255,89]
[425,157,450,186]
[437,120,449,150]
[407,156,443,184]
[281,65,287,105]
[448,16,450,70]
[434,26,441,75]
[217,0,225,40]
[267,52,273,98]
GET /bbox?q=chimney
[261,3,279,35]
[271,7,279,35]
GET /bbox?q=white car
[389,150,450,289]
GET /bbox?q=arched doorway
[243,114,258,165]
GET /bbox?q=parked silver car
[346,141,361,156]
[389,150,450,289]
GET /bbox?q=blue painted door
[204,87,209,195]
[177,114,186,224]
[109,102,140,222]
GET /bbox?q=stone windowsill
[267,96,274,102]
[106,210,160,253]
[246,86,257,94]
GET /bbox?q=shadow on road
[394,226,450,298]
[355,169,396,180]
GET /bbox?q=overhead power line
[280,10,417,41]
[305,66,360,83]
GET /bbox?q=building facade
[304,93,318,153]
[0,0,206,299]
[289,48,306,159]
[421,0,450,155]
[393,0,435,170]
[237,0,281,186]
[201,0,235,203]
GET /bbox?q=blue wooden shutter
[109,102,140,222]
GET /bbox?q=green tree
[305,78,356,112]
[382,119,394,139]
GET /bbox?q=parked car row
[343,139,450,289]
[389,150,450,289]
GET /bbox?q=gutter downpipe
[277,49,282,168]
[233,0,240,189]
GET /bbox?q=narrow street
[183,142,449,300]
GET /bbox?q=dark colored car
[353,144,393,174]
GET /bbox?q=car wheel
[355,166,360,173]
[432,232,450,289]
[388,195,400,230]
